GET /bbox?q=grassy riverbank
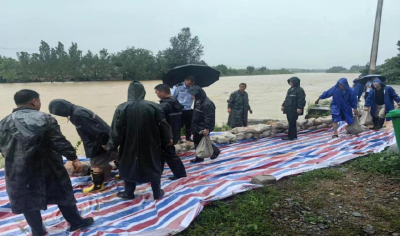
[179,149,400,236]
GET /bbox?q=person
[227,83,253,128]
[365,78,400,130]
[365,80,373,101]
[352,74,364,101]
[172,75,196,141]
[108,81,172,200]
[0,90,93,236]
[281,77,306,140]
[187,86,221,163]
[315,78,358,138]
[49,99,119,193]
[154,84,187,180]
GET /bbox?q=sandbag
[359,110,373,126]
[307,118,316,126]
[235,133,245,140]
[245,133,254,139]
[65,161,91,176]
[260,130,271,138]
[346,116,364,135]
[216,136,230,144]
[314,119,323,126]
[196,135,214,158]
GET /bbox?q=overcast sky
[1,0,399,69]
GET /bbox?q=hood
[161,96,183,110]
[373,78,385,85]
[128,81,146,101]
[188,85,207,101]
[287,77,301,87]
[336,78,350,90]
[48,99,74,117]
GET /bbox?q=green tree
[68,42,82,81]
[162,27,204,69]
[214,64,228,75]
[0,56,20,83]
[258,66,268,74]
[246,66,255,74]
[326,66,347,73]
[112,47,157,81]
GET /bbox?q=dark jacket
[0,107,77,214]
[282,77,306,115]
[49,100,111,158]
[108,81,172,183]
[188,86,216,133]
[319,78,358,124]
[159,96,183,145]
[365,78,400,121]
[227,90,251,128]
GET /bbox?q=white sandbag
[298,120,308,126]
[252,124,271,134]
[245,133,254,139]
[346,116,364,135]
[316,123,328,129]
[196,135,214,158]
[175,145,182,153]
[314,119,323,126]
[235,133,245,140]
[260,130,271,138]
[65,161,91,176]
[307,126,317,131]
[307,118,316,126]
[359,110,373,126]
[216,136,230,144]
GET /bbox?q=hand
[281,106,284,112]
[364,107,370,111]
[297,109,302,114]
[249,109,253,114]
[168,139,173,146]
[315,99,319,105]
[353,109,358,115]
[102,144,108,150]
[203,129,210,136]
[228,108,232,114]
[72,159,82,173]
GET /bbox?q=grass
[179,149,400,235]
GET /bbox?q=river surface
[1,73,396,154]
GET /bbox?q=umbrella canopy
[162,64,220,88]
[358,74,386,86]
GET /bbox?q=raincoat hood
[128,81,146,101]
[287,77,301,87]
[48,99,74,117]
[188,85,207,101]
[336,78,350,90]
[373,78,385,86]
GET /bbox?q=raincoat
[188,86,216,133]
[282,77,306,115]
[227,90,251,128]
[159,97,183,145]
[108,81,172,183]
[0,107,77,214]
[352,79,364,100]
[319,78,358,124]
[49,100,111,158]
[365,78,400,121]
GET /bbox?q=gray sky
[1,0,399,69]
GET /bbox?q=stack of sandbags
[250,124,271,138]
[210,132,238,144]
[231,126,257,140]
[175,141,195,154]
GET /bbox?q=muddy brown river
[1,73,395,154]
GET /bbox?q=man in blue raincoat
[315,78,358,138]
[352,74,364,101]
[365,78,400,130]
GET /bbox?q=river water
[1,73,395,154]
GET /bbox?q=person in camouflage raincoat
[227,83,252,128]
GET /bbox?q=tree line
[0,28,206,83]
[0,27,294,84]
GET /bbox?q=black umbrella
[162,64,220,88]
[358,74,386,86]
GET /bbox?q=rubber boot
[370,118,379,130]
[83,171,105,194]
[378,118,385,129]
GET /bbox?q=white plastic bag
[359,110,373,126]
[196,135,214,158]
